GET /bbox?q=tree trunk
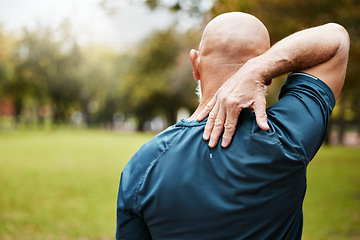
[13,98,23,124]
[167,108,177,126]
[81,100,90,126]
[356,97,360,145]
[53,104,66,124]
[337,97,346,145]
[137,115,147,132]
[324,120,333,145]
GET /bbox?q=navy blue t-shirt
[116,72,335,240]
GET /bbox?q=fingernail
[222,138,228,148]
[203,131,210,140]
[222,136,232,148]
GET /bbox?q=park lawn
[303,146,360,240]
[0,129,154,240]
[0,129,359,240]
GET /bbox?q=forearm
[248,23,349,83]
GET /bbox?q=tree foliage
[119,28,199,129]
[0,22,120,126]
[0,19,200,130]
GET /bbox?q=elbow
[325,23,350,54]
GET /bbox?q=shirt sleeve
[116,173,152,240]
[266,72,335,163]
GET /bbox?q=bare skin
[191,13,350,148]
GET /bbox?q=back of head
[198,12,270,82]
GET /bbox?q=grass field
[0,129,359,240]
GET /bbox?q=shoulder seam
[132,127,186,214]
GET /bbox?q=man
[116,12,349,239]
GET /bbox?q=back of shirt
[116,73,335,240]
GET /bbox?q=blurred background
[0,1,359,240]
[0,0,359,144]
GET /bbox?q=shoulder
[265,72,335,161]
[279,72,335,107]
[121,125,185,192]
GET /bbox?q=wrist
[244,57,273,85]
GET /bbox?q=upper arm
[116,210,152,240]
[302,23,350,100]
[267,74,335,162]
[116,173,152,240]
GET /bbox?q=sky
[0,0,201,50]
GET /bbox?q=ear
[189,49,200,80]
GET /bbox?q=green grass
[0,130,359,240]
[0,129,154,240]
[303,146,360,240]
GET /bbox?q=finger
[221,107,242,148]
[197,96,217,121]
[203,101,220,141]
[208,104,226,148]
[253,98,269,131]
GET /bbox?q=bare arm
[252,23,349,98]
[197,23,350,148]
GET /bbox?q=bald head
[201,12,269,70]
[190,12,270,101]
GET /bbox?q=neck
[188,101,210,121]
[187,79,221,121]
[186,63,244,121]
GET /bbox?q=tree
[8,23,83,124]
[76,45,121,126]
[0,25,17,124]
[0,18,126,127]
[119,28,199,130]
